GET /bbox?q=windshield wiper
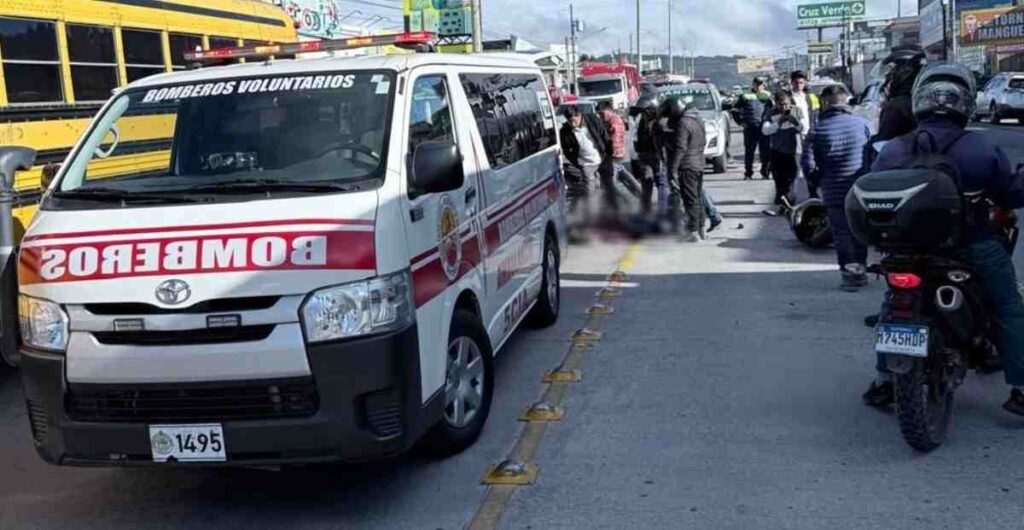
[51,187,202,204]
[180,179,365,194]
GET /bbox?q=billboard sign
[273,0,345,39]
[806,41,834,54]
[960,6,1024,47]
[796,1,867,29]
[737,57,774,74]
[919,0,944,48]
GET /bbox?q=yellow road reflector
[608,270,628,282]
[586,304,614,315]
[543,368,582,383]
[571,328,602,345]
[596,287,623,299]
[482,460,539,486]
[519,402,565,422]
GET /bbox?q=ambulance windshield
[51,70,395,207]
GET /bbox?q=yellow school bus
[0,0,297,237]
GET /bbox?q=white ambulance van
[11,33,566,466]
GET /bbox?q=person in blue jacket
[801,84,872,291]
[863,63,1024,416]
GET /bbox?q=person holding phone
[761,90,807,215]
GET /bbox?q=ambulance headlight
[19,295,69,352]
[301,270,414,343]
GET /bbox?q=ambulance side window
[409,76,455,152]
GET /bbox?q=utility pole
[570,3,578,94]
[636,0,643,74]
[471,0,482,52]
[897,0,902,19]
[667,0,673,73]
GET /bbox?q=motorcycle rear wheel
[894,342,954,452]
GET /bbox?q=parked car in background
[974,72,1024,124]
[659,82,731,173]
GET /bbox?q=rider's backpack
[845,130,969,251]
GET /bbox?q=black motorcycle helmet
[882,44,926,97]
[630,94,660,118]
[658,95,688,120]
[912,62,977,127]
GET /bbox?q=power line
[347,0,403,11]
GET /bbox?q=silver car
[659,83,731,173]
[974,72,1024,125]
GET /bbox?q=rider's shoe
[862,381,894,409]
[1002,389,1024,417]
[708,216,723,232]
[864,314,879,327]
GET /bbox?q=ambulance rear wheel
[422,310,494,457]
[528,234,560,328]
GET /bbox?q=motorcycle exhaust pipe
[935,285,974,343]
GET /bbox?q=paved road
[3,124,1024,529]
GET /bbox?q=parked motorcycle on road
[847,165,1018,451]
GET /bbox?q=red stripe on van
[21,218,373,243]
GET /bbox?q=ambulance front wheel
[422,309,494,457]
[528,233,560,328]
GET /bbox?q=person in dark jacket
[631,95,669,224]
[863,63,1024,416]
[660,96,707,240]
[801,84,872,291]
[875,44,926,142]
[761,90,807,213]
[559,105,611,241]
[736,77,773,180]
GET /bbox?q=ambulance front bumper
[19,323,443,467]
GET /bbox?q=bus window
[209,36,238,49]
[66,24,118,102]
[123,29,164,83]
[0,17,63,104]
[169,33,203,70]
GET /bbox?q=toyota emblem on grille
[155,279,191,305]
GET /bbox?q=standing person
[790,70,821,198]
[801,84,872,291]
[736,77,773,180]
[863,63,1024,415]
[559,105,610,242]
[597,101,642,207]
[660,96,707,241]
[761,90,807,214]
[631,95,670,227]
[876,44,926,141]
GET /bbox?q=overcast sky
[481,0,919,57]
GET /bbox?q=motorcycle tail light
[887,272,922,290]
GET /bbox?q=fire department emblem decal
[438,195,461,282]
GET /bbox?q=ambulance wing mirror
[0,146,36,191]
[411,141,463,194]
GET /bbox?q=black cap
[752,76,765,85]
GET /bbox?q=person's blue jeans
[875,239,1024,387]
[703,190,721,222]
[969,239,1024,387]
[826,206,867,268]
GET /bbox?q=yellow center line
[468,242,643,530]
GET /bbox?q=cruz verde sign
[797,1,867,29]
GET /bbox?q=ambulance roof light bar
[184,31,436,63]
